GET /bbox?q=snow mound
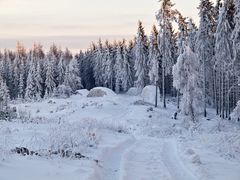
[77,89,89,97]
[87,87,116,98]
[141,85,160,105]
[127,87,141,96]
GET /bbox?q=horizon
[0,0,200,52]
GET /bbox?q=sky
[0,0,200,52]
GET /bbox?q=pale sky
[0,0,200,52]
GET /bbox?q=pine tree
[25,60,37,101]
[122,41,133,91]
[68,58,82,92]
[45,58,56,98]
[57,54,65,85]
[94,39,104,87]
[232,0,240,76]
[196,0,215,117]
[134,21,149,90]
[173,47,204,122]
[103,41,114,89]
[0,76,10,113]
[18,59,25,99]
[157,0,176,108]
[187,19,198,52]
[35,61,43,100]
[148,25,160,107]
[215,4,233,118]
[115,42,123,93]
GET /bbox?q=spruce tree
[134,21,148,90]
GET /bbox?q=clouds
[0,0,200,50]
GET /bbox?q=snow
[77,89,89,97]
[0,90,240,180]
[87,87,116,98]
[126,87,140,96]
[141,85,160,105]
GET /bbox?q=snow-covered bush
[127,87,141,96]
[48,121,99,154]
[141,85,160,105]
[77,89,89,97]
[54,85,72,98]
[231,101,240,122]
[87,87,116,98]
[0,127,12,161]
[17,108,32,122]
[204,132,240,160]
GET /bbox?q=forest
[0,0,239,122]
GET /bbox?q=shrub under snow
[48,121,99,154]
[87,87,116,98]
[127,87,141,96]
[141,85,160,105]
[231,101,240,122]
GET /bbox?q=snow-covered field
[0,88,240,180]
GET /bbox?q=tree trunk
[177,90,180,110]
[155,81,158,108]
[203,57,207,117]
[162,67,166,108]
[214,70,218,115]
[221,66,224,119]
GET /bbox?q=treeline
[0,43,81,102]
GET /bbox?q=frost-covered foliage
[196,0,215,117]
[173,47,204,122]
[232,0,240,76]
[148,25,160,85]
[134,21,149,90]
[49,122,99,153]
[0,44,81,102]
[231,101,240,121]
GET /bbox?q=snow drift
[127,87,141,96]
[87,87,116,98]
[141,85,160,105]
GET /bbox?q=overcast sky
[0,0,200,52]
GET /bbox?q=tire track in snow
[92,135,136,180]
[162,140,198,180]
[120,138,172,180]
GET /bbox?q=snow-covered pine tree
[68,58,82,92]
[103,41,114,89]
[0,76,10,112]
[18,59,25,99]
[148,25,160,107]
[35,61,43,100]
[196,0,215,117]
[25,60,37,101]
[157,0,176,108]
[173,46,204,122]
[94,39,104,87]
[44,58,56,98]
[215,3,233,119]
[187,19,198,52]
[114,42,123,93]
[57,53,65,85]
[122,40,133,92]
[232,0,240,80]
[149,25,160,85]
[134,20,148,90]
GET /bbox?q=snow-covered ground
[0,88,240,180]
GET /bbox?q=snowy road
[162,140,197,180]
[94,136,199,180]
